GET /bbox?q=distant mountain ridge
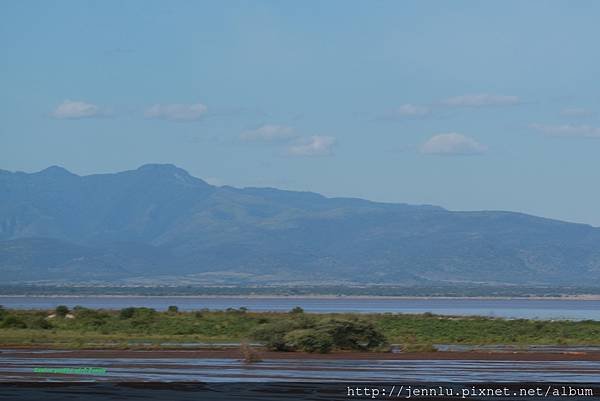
[1,164,599,285]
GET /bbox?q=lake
[2,353,600,382]
[3,347,600,383]
[1,296,599,320]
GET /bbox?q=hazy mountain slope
[0,238,171,281]
[1,164,599,285]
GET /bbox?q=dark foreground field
[4,347,600,384]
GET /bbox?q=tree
[283,329,333,353]
[55,305,69,318]
[250,319,303,351]
[251,316,387,353]
[320,319,387,350]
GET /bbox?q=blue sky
[1,1,600,225]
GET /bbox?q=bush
[290,306,304,314]
[119,307,136,319]
[129,307,157,327]
[251,316,386,353]
[226,307,247,314]
[28,317,53,330]
[135,307,157,316]
[283,329,333,353]
[75,307,108,320]
[167,305,179,314]
[318,319,387,351]
[78,312,108,328]
[55,305,69,318]
[194,308,210,318]
[120,307,156,320]
[251,319,303,351]
[0,315,27,329]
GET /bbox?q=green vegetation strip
[1,305,600,352]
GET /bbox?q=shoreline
[3,347,600,361]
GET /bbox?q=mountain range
[1,164,599,286]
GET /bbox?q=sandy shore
[3,348,600,361]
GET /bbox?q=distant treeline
[2,285,600,297]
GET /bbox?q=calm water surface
[1,351,600,382]
[1,296,599,320]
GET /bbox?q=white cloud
[377,104,431,121]
[441,94,520,107]
[240,124,295,141]
[144,103,208,121]
[51,100,102,119]
[560,107,594,117]
[287,136,336,156]
[421,133,487,155]
[530,124,600,138]
[395,104,430,117]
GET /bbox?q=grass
[1,307,600,350]
[376,314,600,345]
